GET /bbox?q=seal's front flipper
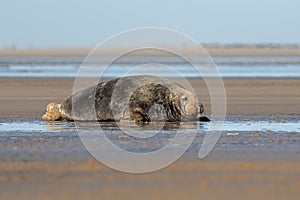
[130,107,151,123]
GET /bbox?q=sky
[1,0,299,48]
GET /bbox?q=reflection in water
[74,122,201,149]
[45,121,76,132]
[95,122,202,153]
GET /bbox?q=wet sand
[0,78,299,200]
[0,78,299,119]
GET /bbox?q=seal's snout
[199,104,204,114]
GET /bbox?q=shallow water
[0,119,299,134]
[1,64,300,78]
[1,56,300,78]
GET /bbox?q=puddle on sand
[220,120,300,133]
[0,120,76,134]
[0,120,299,134]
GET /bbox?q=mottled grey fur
[59,76,205,122]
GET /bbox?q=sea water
[1,56,300,78]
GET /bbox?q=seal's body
[42,76,207,123]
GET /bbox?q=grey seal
[42,75,209,123]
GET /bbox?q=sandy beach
[2,0,300,198]
[0,77,299,200]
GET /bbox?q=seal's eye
[182,96,188,101]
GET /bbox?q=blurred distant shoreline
[1,44,300,57]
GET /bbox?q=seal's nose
[199,104,204,114]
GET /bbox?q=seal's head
[127,81,206,123]
[42,102,62,121]
[179,92,204,121]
